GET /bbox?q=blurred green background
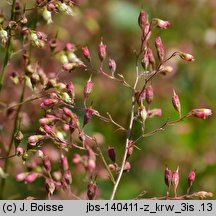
[0,0,216,199]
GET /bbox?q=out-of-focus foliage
[0,0,215,199]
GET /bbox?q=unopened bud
[16,172,28,181]
[15,131,24,143]
[36,150,44,158]
[47,2,56,11]
[25,173,38,183]
[43,156,51,173]
[138,105,147,122]
[147,108,162,118]
[84,77,94,98]
[56,2,74,16]
[43,98,57,107]
[146,85,154,104]
[108,147,116,163]
[108,58,116,76]
[159,65,173,75]
[179,52,195,62]
[61,155,69,171]
[66,81,75,99]
[62,63,76,71]
[136,89,146,105]
[98,40,106,62]
[153,18,171,29]
[187,170,196,194]
[138,10,147,29]
[83,108,95,127]
[43,125,53,134]
[172,89,181,116]
[88,159,96,173]
[62,107,74,118]
[64,43,75,52]
[73,154,82,164]
[147,48,156,69]
[123,161,131,172]
[63,170,72,185]
[171,166,179,198]
[43,7,53,24]
[39,117,55,125]
[191,108,212,120]
[16,147,24,156]
[87,182,97,200]
[155,36,165,62]
[28,135,44,144]
[82,47,91,61]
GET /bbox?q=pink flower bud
[165,167,172,187]
[73,154,82,164]
[43,124,53,134]
[155,19,171,29]
[84,78,94,97]
[191,108,212,119]
[28,135,44,144]
[61,155,69,171]
[65,43,75,51]
[82,46,91,61]
[36,150,44,158]
[16,147,24,156]
[171,166,179,197]
[98,41,106,62]
[172,89,181,116]
[155,36,165,62]
[47,2,56,11]
[187,170,196,194]
[63,170,72,185]
[16,172,28,181]
[138,10,147,29]
[88,159,96,173]
[147,48,156,69]
[136,89,146,105]
[179,52,195,62]
[43,98,57,107]
[108,146,116,163]
[25,173,38,183]
[66,81,75,99]
[39,117,55,125]
[83,108,95,127]
[62,107,74,118]
[147,108,162,118]
[87,182,97,200]
[146,85,154,104]
[63,124,70,131]
[123,161,131,172]
[108,58,116,76]
[43,156,51,173]
[62,63,75,71]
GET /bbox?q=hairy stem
[110,55,140,200]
